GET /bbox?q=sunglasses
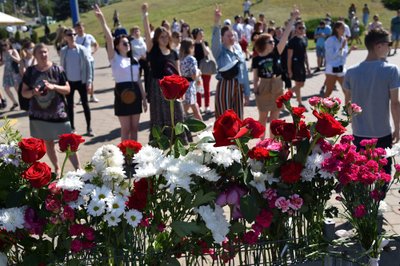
[66,33,77,37]
[297,26,305,30]
[122,42,130,47]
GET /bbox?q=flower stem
[60,150,70,178]
[169,100,175,153]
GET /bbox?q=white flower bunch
[301,150,333,181]
[91,144,125,173]
[0,142,20,167]
[249,170,278,193]
[133,145,165,180]
[0,206,26,232]
[197,205,230,244]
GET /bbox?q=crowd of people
[0,2,400,175]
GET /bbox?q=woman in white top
[324,21,355,97]
[94,4,147,141]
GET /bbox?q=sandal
[10,103,18,111]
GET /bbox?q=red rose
[271,120,296,142]
[117,140,142,157]
[18,138,46,164]
[238,118,265,139]
[255,209,273,228]
[22,162,52,188]
[280,161,303,184]
[313,110,346,138]
[292,106,306,119]
[59,134,85,152]
[126,179,152,211]
[275,90,293,108]
[63,190,80,202]
[248,147,270,160]
[158,74,190,100]
[213,110,242,147]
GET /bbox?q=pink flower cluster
[263,189,304,214]
[322,136,390,186]
[45,183,77,224]
[69,224,96,253]
[216,184,247,220]
[309,96,342,113]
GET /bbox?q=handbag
[199,56,217,75]
[120,57,139,104]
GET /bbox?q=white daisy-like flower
[87,200,106,216]
[385,143,400,158]
[197,205,230,244]
[113,186,130,200]
[91,186,114,203]
[106,195,126,217]
[80,171,96,182]
[301,168,316,182]
[319,170,335,179]
[249,170,278,193]
[91,144,124,173]
[104,212,121,227]
[0,207,26,232]
[124,209,143,228]
[56,171,84,191]
[102,166,126,182]
[0,142,20,167]
[201,169,221,182]
[80,184,96,197]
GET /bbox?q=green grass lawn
[43,0,396,48]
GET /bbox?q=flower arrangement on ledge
[0,76,399,265]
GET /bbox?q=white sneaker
[205,107,212,114]
[90,96,99,103]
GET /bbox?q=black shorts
[114,82,142,116]
[291,61,306,82]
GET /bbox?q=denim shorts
[316,46,325,57]
[391,31,400,41]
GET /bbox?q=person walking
[0,39,20,111]
[18,41,36,111]
[243,0,252,18]
[94,5,147,141]
[368,15,383,32]
[390,9,400,55]
[60,27,94,137]
[21,43,80,176]
[344,29,400,173]
[74,21,100,103]
[212,5,250,119]
[252,9,300,138]
[322,21,356,98]
[314,20,331,72]
[362,3,370,27]
[287,21,310,108]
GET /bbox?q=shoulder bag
[120,57,138,104]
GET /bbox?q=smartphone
[37,80,46,92]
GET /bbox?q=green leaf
[192,190,216,207]
[6,189,26,208]
[151,125,162,140]
[174,122,185,135]
[170,221,201,237]
[185,118,207,132]
[174,138,187,156]
[240,195,260,223]
[159,135,170,150]
[230,221,246,234]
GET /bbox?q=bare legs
[44,140,80,177]
[324,74,344,97]
[4,85,18,105]
[290,81,304,106]
[184,103,203,121]
[118,114,141,141]
[259,109,280,139]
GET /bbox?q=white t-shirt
[243,24,253,43]
[130,37,147,59]
[111,53,140,83]
[243,1,252,12]
[76,33,97,61]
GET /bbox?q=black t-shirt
[288,36,307,63]
[194,41,209,67]
[147,46,179,79]
[251,48,283,78]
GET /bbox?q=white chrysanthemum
[248,158,263,172]
[197,205,230,244]
[197,130,215,142]
[68,196,85,209]
[0,252,7,266]
[319,170,335,179]
[91,144,124,173]
[250,170,278,193]
[80,184,96,197]
[104,212,121,227]
[183,150,204,164]
[211,147,242,168]
[198,142,215,153]
[385,143,400,158]
[56,171,84,191]
[201,169,221,182]
[133,145,164,165]
[80,170,96,182]
[125,209,143,228]
[102,167,126,182]
[0,207,26,232]
[106,195,126,217]
[305,152,330,172]
[162,157,193,192]
[91,186,113,202]
[301,168,316,182]
[87,200,106,216]
[0,143,20,167]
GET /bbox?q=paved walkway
[1,46,400,238]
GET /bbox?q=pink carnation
[351,103,362,114]
[354,204,367,218]
[308,96,321,106]
[360,139,378,147]
[289,194,304,210]
[275,197,290,212]
[322,98,336,108]
[61,205,75,222]
[255,209,273,228]
[45,194,61,213]
[71,239,83,253]
[242,230,259,245]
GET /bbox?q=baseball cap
[224,19,232,25]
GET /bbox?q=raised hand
[142,3,148,14]
[93,4,104,20]
[214,4,222,24]
[290,8,300,19]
